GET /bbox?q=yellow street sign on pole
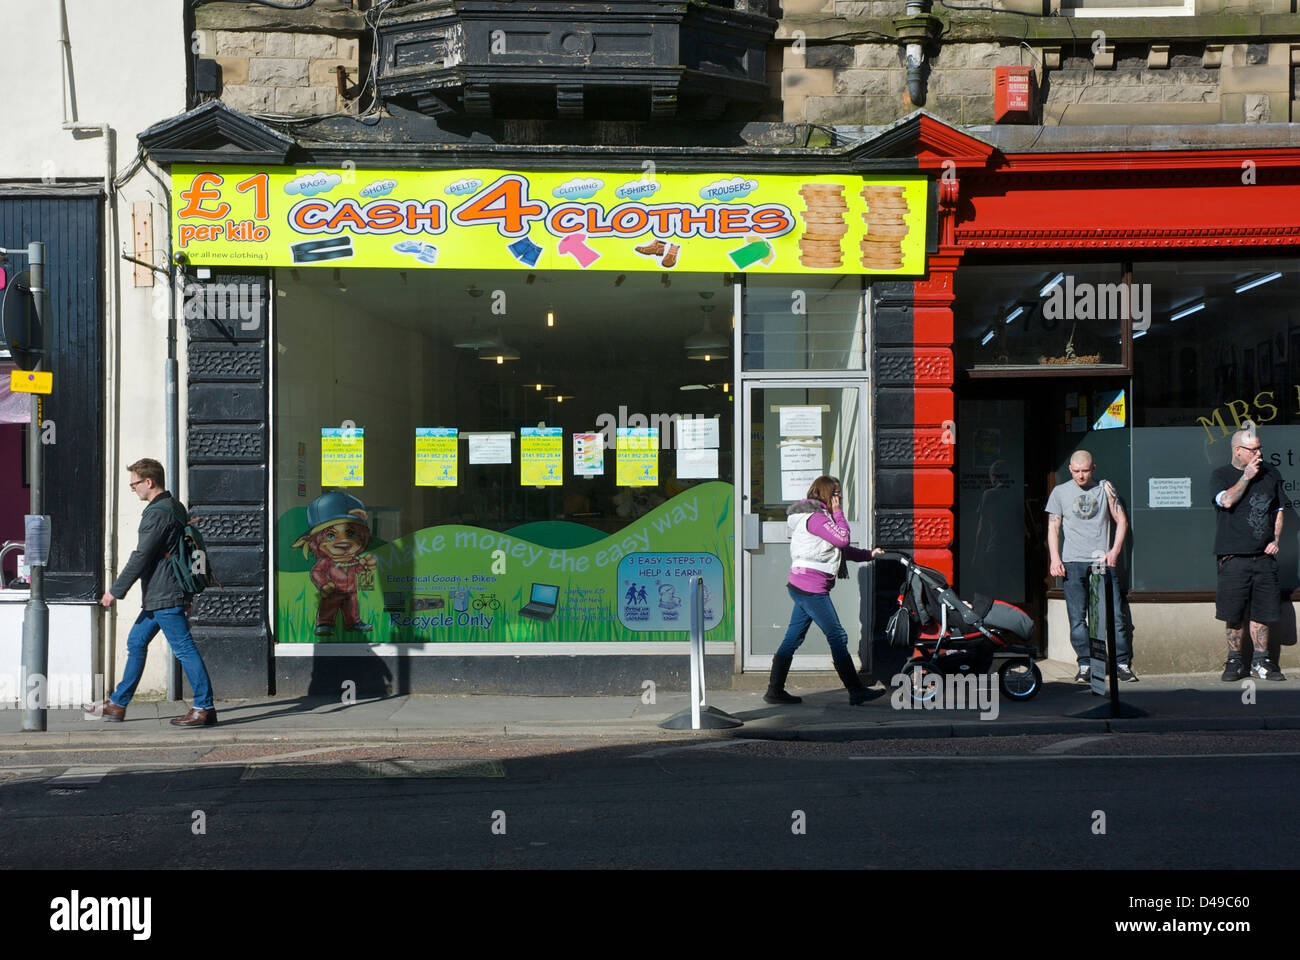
[10,369,52,394]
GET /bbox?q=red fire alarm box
[994,65,1034,123]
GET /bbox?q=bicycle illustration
[472,593,501,611]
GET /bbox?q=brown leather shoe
[170,707,217,728]
[83,699,125,722]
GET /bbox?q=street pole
[21,241,48,732]
[165,258,181,699]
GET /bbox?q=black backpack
[148,498,219,596]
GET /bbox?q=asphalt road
[2,731,1298,869]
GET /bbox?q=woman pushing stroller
[765,475,886,706]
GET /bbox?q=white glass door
[741,380,871,671]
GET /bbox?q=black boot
[764,654,802,704]
[834,655,876,705]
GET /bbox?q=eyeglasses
[128,479,146,489]
[1237,444,1262,452]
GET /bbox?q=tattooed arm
[1104,480,1127,567]
[1266,509,1283,556]
[1047,513,1065,578]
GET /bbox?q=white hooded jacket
[787,498,844,576]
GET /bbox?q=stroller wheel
[999,659,1042,701]
[901,661,941,703]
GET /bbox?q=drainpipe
[59,0,118,690]
[894,1,942,108]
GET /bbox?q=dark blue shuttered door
[0,193,104,601]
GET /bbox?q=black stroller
[880,552,1042,702]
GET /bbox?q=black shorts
[1215,554,1280,624]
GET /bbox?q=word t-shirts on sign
[415,427,458,486]
[468,433,512,465]
[521,426,563,486]
[617,427,659,486]
[321,427,364,486]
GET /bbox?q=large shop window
[742,275,865,371]
[273,269,735,644]
[1132,258,1300,593]
[956,257,1300,597]
[955,261,1128,373]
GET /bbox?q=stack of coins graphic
[798,184,849,269]
[860,186,910,270]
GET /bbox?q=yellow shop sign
[171,166,928,275]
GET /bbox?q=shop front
[160,134,935,695]
[948,147,1300,671]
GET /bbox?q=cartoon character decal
[292,491,378,636]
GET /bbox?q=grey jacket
[110,492,189,610]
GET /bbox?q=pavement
[3,659,1299,746]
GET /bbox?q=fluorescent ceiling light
[980,329,996,347]
[1133,329,1148,339]
[1038,272,1064,297]
[1169,301,1206,322]
[1005,306,1024,324]
[1235,272,1283,294]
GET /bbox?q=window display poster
[468,432,513,464]
[415,427,458,486]
[779,405,822,437]
[1093,389,1126,430]
[573,432,604,476]
[677,448,719,480]
[521,426,563,486]
[321,427,364,486]
[616,427,659,486]
[675,417,720,450]
[274,481,737,645]
[781,468,820,501]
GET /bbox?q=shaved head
[1069,450,1094,468]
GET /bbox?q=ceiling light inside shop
[685,306,728,360]
[1038,272,1064,297]
[478,338,520,362]
[980,329,996,346]
[547,310,554,327]
[545,394,572,403]
[1005,306,1024,324]
[1235,272,1283,294]
[614,274,626,286]
[1169,301,1206,322]
[333,268,347,293]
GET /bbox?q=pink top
[789,508,873,594]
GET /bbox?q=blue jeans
[777,585,850,661]
[110,606,215,710]
[1062,563,1131,667]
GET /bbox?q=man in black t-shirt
[1212,429,1288,682]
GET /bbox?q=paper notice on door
[467,432,513,464]
[675,417,720,450]
[677,448,719,480]
[779,438,822,472]
[779,405,822,437]
[781,469,820,502]
[1148,477,1191,508]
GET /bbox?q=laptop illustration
[519,583,560,621]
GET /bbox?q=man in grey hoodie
[83,458,217,727]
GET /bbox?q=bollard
[659,576,742,730]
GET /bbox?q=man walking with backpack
[84,458,218,726]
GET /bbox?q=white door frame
[738,376,873,671]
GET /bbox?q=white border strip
[275,641,737,657]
